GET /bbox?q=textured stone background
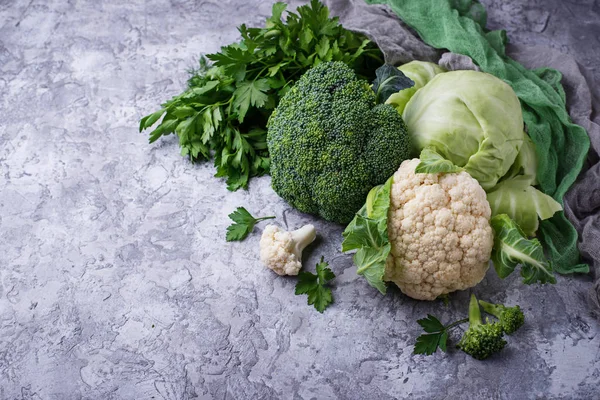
[1,0,599,399]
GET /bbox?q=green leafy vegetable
[226,207,275,241]
[414,314,451,355]
[295,257,336,313]
[231,79,270,123]
[367,0,589,276]
[139,0,383,190]
[394,67,563,269]
[487,177,562,237]
[401,69,524,191]
[342,177,393,294]
[499,133,538,184]
[385,61,446,114]
[486,134,562,236]
[372,64,414,104]
[490,214,556,284]
[415,147,463,174]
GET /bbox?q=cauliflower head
[384,159,494,300]
[259,224,316,276]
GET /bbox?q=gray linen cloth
[311,0,600,313]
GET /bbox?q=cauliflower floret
[384,159,494,300]
[260,224,317,276]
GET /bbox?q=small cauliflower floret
[384,159,494,300]
[259,224,317,276]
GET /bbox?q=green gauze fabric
[367,0,591,274]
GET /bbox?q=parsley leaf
[415,331,448,356]
[139,0,383,190]
[232,79,270,122]
[414,315,449,356]
[414,314,468,356]
[295,257,336,313]
[417,314,445,333]
[226,207,275,242]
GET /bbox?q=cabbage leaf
[416,147,464,174]
[487,177,562,237]
[500,133,538,184]
[385,61,445,114]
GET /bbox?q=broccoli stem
[478,300,502,319]
[468,294,483,327]
[478,299,525,335]
[444,318,469,331]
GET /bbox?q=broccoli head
[457,294,507,360]
[267,61,411,224]
[479,300,525,335]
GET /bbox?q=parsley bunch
[140,0,383,190]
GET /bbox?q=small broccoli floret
[479,300,525,335]
[457,294,507,360]
[267,61,410,224]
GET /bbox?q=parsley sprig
[226,207,275,242]
[414,315,469,356]
[295,257,336,313]
[139,0,382,190]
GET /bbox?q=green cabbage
[486,134,562,236]
[500,133,538,185]
[385,61,445,114]
[398,68,562,236]
[402,70,524,190]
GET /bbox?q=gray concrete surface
[1,0,599,399]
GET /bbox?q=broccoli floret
[267,61,410,224]
[457,294,507,360]
[479,300,525,335]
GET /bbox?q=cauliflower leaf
[342,177,393,294]
[490,214,556,284]
[353,243,391,294]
